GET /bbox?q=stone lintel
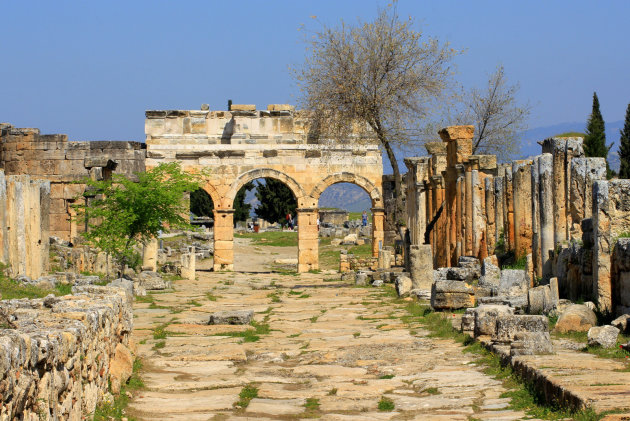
[425,142,447,155]
[438,125,474,142]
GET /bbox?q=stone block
[474,304,515,337]
[493,315,548,344]
[431,280,475,310]
[409,244,433,290]
[355,272,369,286]
[554,304,597,333]
[497,269,529,297]
[510,332,554,356]
[446,266,476,282]
[527,285,553,314]
[480,256,501,286]
[395,274,412,297]
[587,325,620,348]
[208,310,254,325]
[611,314,630,334]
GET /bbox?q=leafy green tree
[619,103,630,179]
[77,162,202,277]
[233,182,254,225]
[190,188,214,217]
[254,178,296,225]
[583,92,612,175]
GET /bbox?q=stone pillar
[531,156,541,279]
[0,171,7,265]
[409,244,433,290]
[465,165,473,256]
[494,176,504,244]
[371,208,385,257]
[538,154,555,280]
[471,165,485,259]
[455,172,464,260]
[181,246,196,280]
[485,177,496,257]
[142,238,158,271]
[297,208,319,272]
[504,168,515,252]
[512,160,533,258]
[569,157,607,240]
[213,209,234,271]
[404,158,430,246]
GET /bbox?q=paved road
[127,247,533,420]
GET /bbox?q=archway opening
[233,177,298,272]
[190,188,214,228]
[317,182,374,271]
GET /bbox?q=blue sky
[2,1,629,146]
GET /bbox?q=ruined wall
[611,238,630,315]
[0,124,145,242]
[0,170,50,279]
[0,284,133,419]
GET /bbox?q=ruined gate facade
[144,104,384,272]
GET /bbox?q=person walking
[362,210,368,227]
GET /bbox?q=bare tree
[465,65,531,161]
[294,3,459,221]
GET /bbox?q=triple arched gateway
[144,104,384,272]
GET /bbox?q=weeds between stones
[93,359,145,421]
[235,384,258,408]
[377,396,395,411]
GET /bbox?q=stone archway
[144,104,384,272]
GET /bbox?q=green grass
[93,359,144,421]
[424,387,440,395]
[214,320,271,343]
[502,255,527,270]
[555,132,586,138]
[267,291,281,303]
[328,387,338,395]
[379,374,394,379]
[187,299,202,307]
[235,385,259,408]
[205,292,221,301]
[234,231,298,247]
[377,396,395,411]
[0,266,75,300]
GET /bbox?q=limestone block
[611,314,630,334]
[473,304,515,337]
[480,257,500,286]
[438,125,474,141]
[554,304,597,333]
[109,343,133,394]
[431,280,475,310]
[136,271,171,290]
[510,332,554,356]
[395,274,413,297]
[493,315,548,344]
[409,244,433,290]
[208,310,254,325]
[497,269,529,298]
[527,285,553,314]
[461,309,476,334]
[355,272,369,286]
[587,325,620,348]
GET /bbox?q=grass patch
[423,387,440,395]
[235,384,259,408]
[152,340,166,350]
[234,231,298,247]
[206,292,221,301]
[379,374,394,379]
[353,332,361,338]
[377,396,395,411]
[187,299,202,307]
[0,266,75,300]
[328,387,338,395]
[309,315,319,323]
[214,320,271,343]
[267,291,282,303]
[93,358,144,421]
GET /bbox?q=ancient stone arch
[144,104,384,272]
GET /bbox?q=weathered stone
[342,233,358,245]
[479,256,501,286]
[409,244,433,290]
[395,275,413,297]
[208,310,254,325]
[510,332,554,356]
[461,309,476,334]
[587,325,620,348]
[446,266,476,282]
[355,272,369,286]
[341,272,356,282]
[107,278,134,303]
[497,270,529,297]
[434,268,448,282]
[554,304,598,333]
[611,314,630,334]
[372,280,383,287]
[474,305,515,337]
[409,288,431,300]
[493,315,548,343]
[109,343,133,394]
[431,280,475,310]
[528,285,553,315]
[136,271,172,290]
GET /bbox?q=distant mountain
[519,120,623,170]
[318,183,373,212]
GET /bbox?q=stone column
[0,171,7,265]
[494,176,504,244]
[181,246,196,280]
[485,177,496,257]
[593,180,611,311]
[456,174,464,260]
[471,164,485,259]
[297,208,319,272]
[465,165,473,256]
[142,238,158,271]
[371,208,385,257]
[538,153,555,280]
[531,156,541,279]
[213,208,234,271]
[504,168,515,252]
[569,157,607,240]
[512,160,533,258]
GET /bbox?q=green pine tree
[619,103,630,179]
[190,188,214,217]
[254,178,297,225]
[583,92,612,176]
